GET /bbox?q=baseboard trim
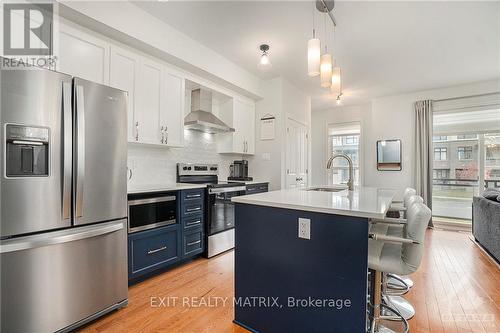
[468,235,500,268]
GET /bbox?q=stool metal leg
[387,274,414,294]
[369,270,409,333]
[383,295,415,320]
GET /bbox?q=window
[458,146,473,160]
[457,134,477,140]
[433,135,448,141]
[433,169,450,179]
[486,146,500,161]
[345,136,359,145]
[327,122,361,186]
[434,147,447,161]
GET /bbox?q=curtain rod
[433,91,500,103]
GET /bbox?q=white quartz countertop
[128,183,206,194]
[231,186,397,219]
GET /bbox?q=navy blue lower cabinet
[128,224,181,280]
[234,203,369,333]
[183,226,204,257]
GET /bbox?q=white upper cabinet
[217,98,255,155]
[121,54,185,147]
[236,99,256,155]
[160,70,185,147]
[135,57,163,145]
[109,45,139,142]
[57,23,109,84]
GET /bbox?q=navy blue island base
[234,203,369,333]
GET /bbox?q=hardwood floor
[79,229,500,333]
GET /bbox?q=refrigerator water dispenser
[5,124,49,177]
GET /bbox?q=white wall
[251,77,312,190]
[251,78,283,190]
[311,79,500,199]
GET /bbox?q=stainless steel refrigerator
[0,65,128,332]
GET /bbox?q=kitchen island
[231,186,396,333]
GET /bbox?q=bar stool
[368,202,431,333]
[370,195,424,320]
[386,188,416,218]
[372,188,417,295]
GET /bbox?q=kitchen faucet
[326,153,354,191]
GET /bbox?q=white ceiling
[134,1,500,110]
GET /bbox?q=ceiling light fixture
[320,54,332,88]
[307,4,320,77]
[330,65,341,95]
[308,1,348,102]
[258,44,271,69]
[319,11,332,88]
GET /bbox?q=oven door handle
[208,186,246,194]
[128,196,176,206]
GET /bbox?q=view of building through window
[327,123,361,186]
[432,133,500,221]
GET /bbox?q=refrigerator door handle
[0,221,124,254]
[62,81,72,220]
[75,84,85,218]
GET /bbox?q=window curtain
[414,100,434,227]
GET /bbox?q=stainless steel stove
[177,163,246,257]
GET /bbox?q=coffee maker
[229,160,252,181]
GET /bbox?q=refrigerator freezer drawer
[0,220,128,333]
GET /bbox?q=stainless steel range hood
[184,88,235,134]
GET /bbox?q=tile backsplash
[127,130,244,187]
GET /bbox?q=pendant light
[307,3,320,77]
[330,25,342,96]
[320,54,332,88]
[330,65,341,94]
[319,13,332,88]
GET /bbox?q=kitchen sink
[306,187,347,192]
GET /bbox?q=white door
[109,46,139,142]
[58,23,109,84]
[161,70,185,147]
[135,58,162,144]
[286,118,308,189]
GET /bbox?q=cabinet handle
[186,207,201,212]
[187,240,201,247]
[160,126,164,144]
[186,219,201,226]
[135,121,139,141]
[186,194,201,199]
[147,246,167,255]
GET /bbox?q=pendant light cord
[324,10,327,52]
[312,1,316,38]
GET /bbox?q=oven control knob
[183,166,188,170]
[188,167,192,170]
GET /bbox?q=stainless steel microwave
[128,195,177,233]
